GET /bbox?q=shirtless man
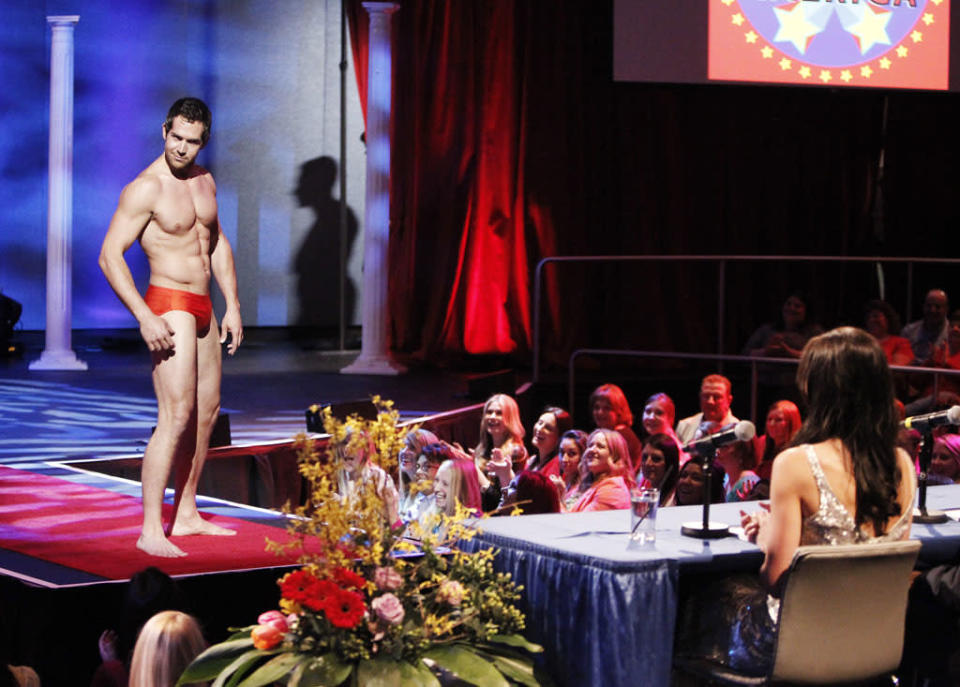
[99,98,243,557]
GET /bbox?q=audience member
[589,383,643,470]
[741,291,823,360]
[905,309,960,414]
[524,406,573,477]
[929,434,960,485]
[864,299,913,366]
[128,611,206,687]
[637,433,680,507]
[550,429,590,509]
[473,394,527,511]
[431,458,483,517]
[498,470,561,515]
[753,400,801,481]
[902,288,949,365]
[676,326,915,676]
[397,429,439,522]
[400,442,452,523]
[674,460,726,507]
[336,429,400,527]
[675,374,739,444]
[566,429,633,512]
[714,435,760,502]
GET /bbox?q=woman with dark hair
[589,384,643,470]
[551,429,590,509]
[498,470,561,515]
[715,437,760,502]
[678,326,916,675]
[524,406,573,477]
[753,400,801,481]
[742,291,823,360]
[674,460,726,506]
[864,299,913,366]
[637,433,680,507]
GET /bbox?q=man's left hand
[220,309,244,355]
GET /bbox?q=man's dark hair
[164,97,211,145]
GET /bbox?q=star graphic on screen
[761,46,774,59]
[773,3,823,54]
[819,70,832,83]
[798,65,812,78]
[896,45,908,58]
[847,5,892,54]
[923,13,935,26]
[840,70,853,83]
[732,13,745,27]
[879,57,892,69]
[860,65,873,78]
[779,58,793,71]
[721,0,735,6]
[911,30,923,43]
[931,0,943,5]
[745,31,758,44]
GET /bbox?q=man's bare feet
[170,516,236,537]
[137,533,187,558]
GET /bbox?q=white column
[342,1,405,375]
[31,16,86,371]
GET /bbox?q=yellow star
[841,70,853,83]
[880,57,891,69]
[911,30,923,43]
[721,0,735,6]
[932,0,943,5]
[848,5,892,54]
[745,31,758,44]
[761,46,774,59]
[923,13,935,26]
[861,65,873,78]
[779,58,793,71]
[819,70,832,83]
[773,4,822,54]
[799,66,811,79]
[896,45,908,58]
[732,13,745,27]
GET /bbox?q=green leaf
[211,649,271,687]
[177,639,257,684]
[356,657,403,687]
[401,660,441,687]
[487,634,544,654]
[236,653,303,687]
[483,653,538,687]
[423,646,509,687]
[289,653,354,687]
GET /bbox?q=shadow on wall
[293,156,358,329]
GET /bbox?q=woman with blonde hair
[566,429,633,512]
[128,611,206,687]
[473,394,527,511]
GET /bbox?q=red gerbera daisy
[303,579,340,612]
[325,588,366,629]
[279,569,318,603]
[333,566,366,590]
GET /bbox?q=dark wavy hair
[642,433,681,506]
[164,97,212,145]
[792,326,902,533]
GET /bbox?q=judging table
[464,485,960,687]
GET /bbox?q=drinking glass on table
[630,487,658,546]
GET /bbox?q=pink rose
[371,593,405,625]
[251,624,283,650]
[257,611,288,633]
[373,566,403,591]
[436,580,465,607]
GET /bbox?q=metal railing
[567,347,960,425]
[533,254,960,383]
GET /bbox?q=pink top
[568,475,632,512]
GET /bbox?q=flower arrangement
[178,398,548,686]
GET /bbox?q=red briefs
[144,285,212,332]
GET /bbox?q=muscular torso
[139,162,218,294]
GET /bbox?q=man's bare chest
[151,179,217,237]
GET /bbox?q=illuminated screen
[615,0,956,91]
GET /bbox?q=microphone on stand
[683,421,756,456]
[901,406,960,432]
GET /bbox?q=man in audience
[675,374,739,444]
[902,288,949,365]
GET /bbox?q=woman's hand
[740,503,771,547]
[98,629,118,662]
[548,473,565,496]
[486,448,514,486]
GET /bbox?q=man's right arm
[98,178,175,352]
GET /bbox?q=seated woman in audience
[929,433,960,485]
[589,383,643,470]
[128,611,206,687]
[742,291,822,360]
[864,299,914,366]
[566,429,633,512]
[677,326,915,676]
[431,458,483,518]
[636,433,681,507]
[473,394,527,511]
[524,406,573,477]
[715,436,761,502]
[498,470,561,515]
[401,442,452,523]
[753,400,801,481]
[336,429,400,527]
[674,459,726,507]
[397,428,439,521]
[550,429,590,509]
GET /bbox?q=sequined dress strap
[802,444,857,541]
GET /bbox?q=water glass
[630,488,658,546]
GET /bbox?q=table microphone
[901,406,960,432]
[683,421,756,456]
